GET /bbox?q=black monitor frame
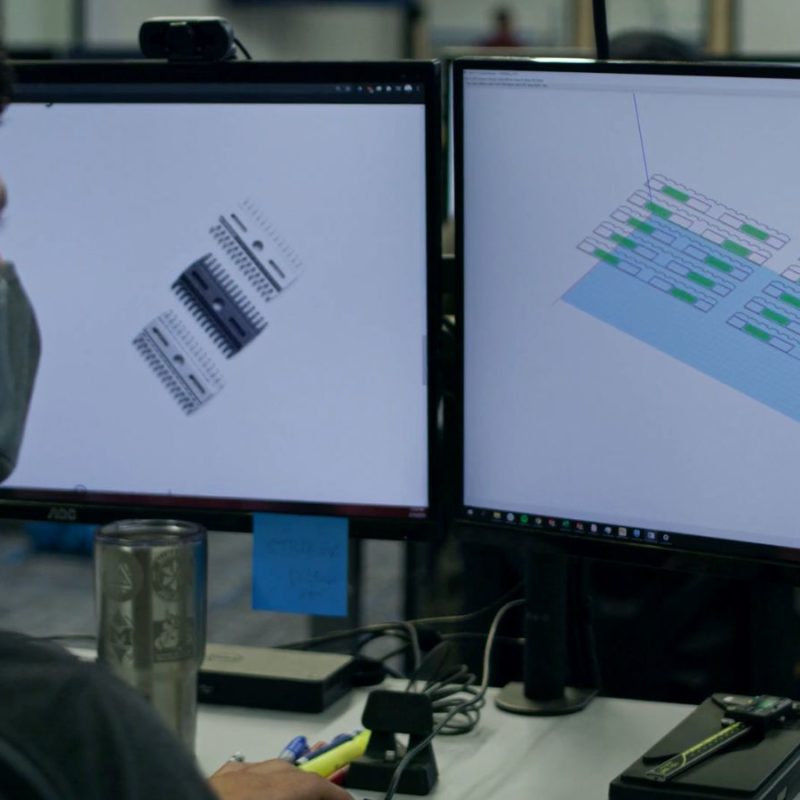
[0,59,442,540]
[453,57,800,715]
[453,56,800,583]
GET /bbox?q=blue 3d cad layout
[568,174,800,423]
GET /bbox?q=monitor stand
[495,545,596,715]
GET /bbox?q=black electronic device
[139,17,237,61]
[453,58,800,713]
[346,689,438,795]
[198,643,355,713]
[0,59,441,540]
[643,695,795,783]
[610,695,800,800]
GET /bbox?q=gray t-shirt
[0,631,218,800]
[0,262,39,482]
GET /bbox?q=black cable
[357,629,408,653]
[380,662,405,680]
[406,641,483,734]
[593,0,610,59]
[282,584,523,652]
[282,584,524,665]
[382,700,468,800]
[405,639,454,689]
[382,599,524,800]
[376,642,412,664]
[234,37,253,60]
[422,661,484,735]
[409,581,523,627]
[440,632,524,647]
[356,631,413,665]
[283,622,409,652]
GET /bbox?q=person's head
[494,7,513,32]
[0,52,10,105]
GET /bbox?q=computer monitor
[0,60,441,539]
[454,58,800,711]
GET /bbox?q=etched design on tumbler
[101,552,142,602]
[108,608,134,662]
[153,611,195,662]
[152,550,186,601]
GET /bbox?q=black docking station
[198,643,356,713]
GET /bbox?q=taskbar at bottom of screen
[463,506,675,547]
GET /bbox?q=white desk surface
[196,684,693,799]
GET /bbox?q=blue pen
[295,731,359,765]
[278,735,309,763]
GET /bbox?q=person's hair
[495,7,511,25]
[0,51,12,105]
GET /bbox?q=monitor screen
[456,59,800,570]
[0,60,440,534]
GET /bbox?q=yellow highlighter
[297,730,371,778]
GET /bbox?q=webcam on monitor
[139,17,237,62]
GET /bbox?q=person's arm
[209,758,353,800]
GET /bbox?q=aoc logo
[47,506,78,522]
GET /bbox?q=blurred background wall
[5,1,800,63]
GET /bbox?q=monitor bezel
[0,59,443,540]
[453,57,800,578]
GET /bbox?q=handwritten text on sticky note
[252,513,348,616]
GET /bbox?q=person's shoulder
[0,636,216,799]
[0,630,104,707]
[0,630,80,666]
[0,261,26,293]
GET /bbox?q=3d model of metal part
[172,253,266,358]
[210,199,303,303]
[133,310,224,414]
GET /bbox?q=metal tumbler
[94,519,207,752]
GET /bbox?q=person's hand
[209,758,353,800]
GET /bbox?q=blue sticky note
[252,513,349,616]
